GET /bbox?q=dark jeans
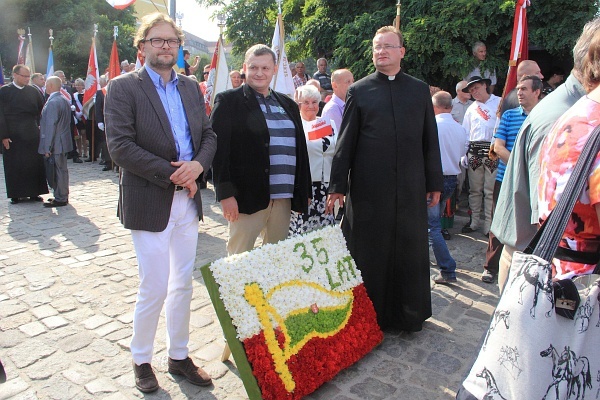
[428,176,458,277]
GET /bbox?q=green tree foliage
[196,0,598,91]
[0,0,137,80]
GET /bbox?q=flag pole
[91,24,98,164]
[394,0,401,30]
[272,0,283,88]
[211,14,226,107]
[27,27,35,73]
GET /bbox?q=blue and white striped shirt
[494,106,527,182]
[255,90,296,199]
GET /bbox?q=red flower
[242,284,383,399]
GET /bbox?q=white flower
[209,226,363,340]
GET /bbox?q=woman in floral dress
[538,29,600,278]
[289,85,336,235]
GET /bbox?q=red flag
[105,0,136,9]
[502,0,529,97]
[135,49,144,70]
[82,37,100,118]
[108,39,120,80]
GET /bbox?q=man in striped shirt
[481,74,543,283]
[211,44,311,255]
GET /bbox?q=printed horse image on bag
[508,257,553,318]
[476,367,507,400]
[540,344,592,400]
[482,310,510,350]
[574,296,593,333]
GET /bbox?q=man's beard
[147,54,176,71]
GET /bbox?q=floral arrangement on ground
[206,225,383,399]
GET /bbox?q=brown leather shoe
[168,357,212,386]
[133,362,159,393]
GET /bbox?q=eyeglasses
[372,45,402,52]
[203,72,209,75]
[143,38,181,48]
[15,72,31,78]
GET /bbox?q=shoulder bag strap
[524,124,600,262]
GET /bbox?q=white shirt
[302,118,337,183]
[462,94,501,142]
[436,113,469,176]
[321,94,345,133]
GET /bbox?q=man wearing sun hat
[461,76,501,243]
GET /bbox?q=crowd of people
[1,11,599,396]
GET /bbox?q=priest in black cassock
[0,65,48,204]
[327,26,443,332]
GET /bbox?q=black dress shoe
[84,158,93,162]
[10,198,20,204]
[102,166,111,171]
[461,226,475,234]
[43,200,68,208]
[73,157,83,163]
[99,160,106,165]
[29,196,43,202]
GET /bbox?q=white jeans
[130,190,199,364]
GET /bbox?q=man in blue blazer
[105,13,217,393]
[211,44,311,255]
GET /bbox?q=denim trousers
[428,176,458,277]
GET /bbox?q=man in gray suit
[39,76,72,208]
[105,13,217,393]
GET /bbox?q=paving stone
[89,338,120,357]
[25,354,70,381]
[19,292,52,308]
[0,378,29,400]
[82,314,112,330]
[194,341,225,361]
[190,314,213,328]
[19,321,46,337]
[0,299,28,318]
[0,312,33,330]
[41,315,69,329]
[31,304,59,319]
[105,328,131,342]
[349,377,397,399]
[59,331,95,353]
[116,312,133,324]
[8,339,57,368]
[94,321,124,337]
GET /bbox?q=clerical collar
[13,82,25,89]
[376,70,402,81]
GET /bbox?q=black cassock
[329,71,443,331]
[0,83,48,199]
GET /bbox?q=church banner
[202,226,383,400]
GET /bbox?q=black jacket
[211,84,311,215]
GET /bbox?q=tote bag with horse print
[457,125,600,400]
[458,253,600,400]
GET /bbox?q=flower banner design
[202,226,383,399]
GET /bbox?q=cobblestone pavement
[0,158,500,400]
